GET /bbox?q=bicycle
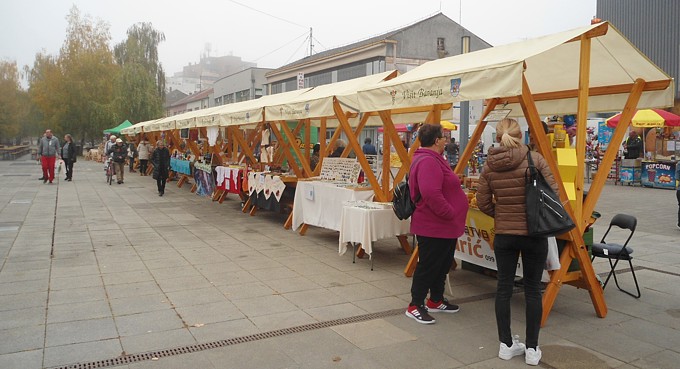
[104,158,113,185]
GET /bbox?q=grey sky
[1,0,596,78]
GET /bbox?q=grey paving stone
[50,274,103,290]
[0,278,49,295]
[282,288,348,310]
[105,280,164,299]
[175,300,245,326]
[0,291,47,311]
[0,349,43,369]
[99,261,148,274]
[365,339,464,369]
[120,328,197,356]
[45,317,118,347]
[46,299,111,323]
[250,310,317,332]
[109,294,173,316]
[0,306,45,330]
[202,340,298,369]
[208,270,259,286]
[128,351,217,369]
[305,302,367,322]
[43,338,123,368]
[102,270,155,286]
[165,287,228,307]
[115,309,185,337]
[50,264,100,278]
[231,294,298,318]
[0,324,45,355]
[48,285,107,306]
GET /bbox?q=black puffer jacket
[476,145,558,236]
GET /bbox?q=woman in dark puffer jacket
[476,118,558,366]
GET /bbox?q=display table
[641,160,677,189]
[292,181,374,233]
[170,158,192,175]
[213,166,246,203]
[170,158,192,187]
[244,172,297,217]
[339,201,410,269]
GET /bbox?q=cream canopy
[357,22,674,116]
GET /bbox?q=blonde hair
[496,118,522,148]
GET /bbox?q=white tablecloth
[292,181,374,232]
[339,204,410,257]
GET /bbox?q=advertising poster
[641,161,677,189]
[598,119,614,151]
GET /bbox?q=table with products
[291,180,374,234]
[170,158,193,187]
[213,165,246,203]
[338,201,411,269]
[244,172,297,216]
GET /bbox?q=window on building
[235,89,250,102]
[338,63,367,81]
[437,38,446,51]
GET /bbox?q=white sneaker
[498,335,525,360]
[525,347,542,366]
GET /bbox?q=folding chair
[591,214,640,298]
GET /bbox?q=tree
[113,22,166,123]
[0,60,29,143]
[28,6,119,144]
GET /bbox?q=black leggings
[494,234,547,349]
[410,235,456,306]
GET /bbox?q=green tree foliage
[29,6,119,143]
[0,60,29,143]
[113,22,166,123]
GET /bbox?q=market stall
[607,108,680,189]
[358,21,674,324]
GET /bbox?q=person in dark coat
[151,140,171,196]
[106,138,127,184]
[61,134,77,181]
[624,130,642,159]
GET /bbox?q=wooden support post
[574,35,592,225]
[299,223,309,236]
[397,235,412,254]
[316,118,327,175]
[242,196,252,213]
[231,127,258,165]
[304,118,311,163]
[404,245,418,277]
[283,212,294,229]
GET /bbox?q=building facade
[597,0,680,108]
[212,67,272,106]
[265,13,491,94]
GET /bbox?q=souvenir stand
[606,109,680,189]
[357,21,674,324]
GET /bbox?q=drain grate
[51,291,500,369]
[52,308,405,369]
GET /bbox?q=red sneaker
[405,305,435,324]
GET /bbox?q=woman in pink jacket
[405,123,469,324]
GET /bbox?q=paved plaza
[0,156,679,369]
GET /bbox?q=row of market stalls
[120,21,674,325]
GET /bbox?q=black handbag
[525,151,575,237]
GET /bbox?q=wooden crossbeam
[270,123,303,178]
[333,99,386,202]
[454,99,499,176]
[279,120,314,177]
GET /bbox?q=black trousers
[157,177,167,194]
[63,159,74,179]
[139,159,148,174]
[494,234,547,349]
[410,235,456,306]
[129,157,135,171]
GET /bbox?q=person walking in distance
[61,134,76,181]
[107,138,127,184]
[405,123,469,324]
[127,139,138,173]
[151,140,171,196]
[476,118,559,366]
[137,138,151,176]
[37,129,60,184]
